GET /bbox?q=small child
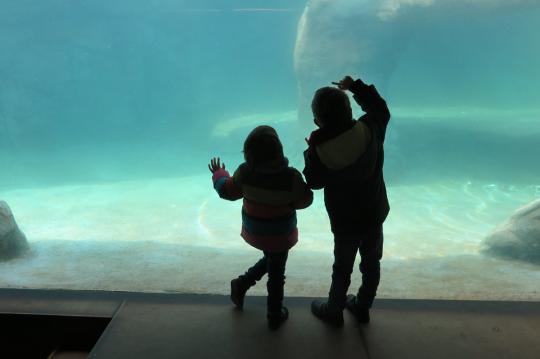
[209,125,313,329]
[303,75,391,326]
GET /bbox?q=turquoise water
[0,0,304,188]
[0,1,539,298]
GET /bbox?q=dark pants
[328,225,383,311]
[240,250,289,312]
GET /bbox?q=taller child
[303,75,391,326]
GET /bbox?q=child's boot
[346,294,370,323]
[230,277,251,309]
[267,306,289,330]
[311,300,344,327]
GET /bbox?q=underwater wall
[0,0,539,298]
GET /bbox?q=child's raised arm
[351,79,391,139]
[334,76,391,138]
[209,157,243,201]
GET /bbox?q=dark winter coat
[303,80,390,234]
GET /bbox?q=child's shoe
[267,307,289,330]
[346,294,370,324]
[311,300,344,327]
[230,278,249,309]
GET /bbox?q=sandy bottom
[1,175,539,300]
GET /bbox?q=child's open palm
[208,157,225,173]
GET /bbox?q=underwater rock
[0,201,29,260]
[482,199,540,265]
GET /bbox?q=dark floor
[1,289,539,359]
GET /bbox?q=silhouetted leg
[328,235,360,311]
[357,225,384,309]
[265,250,289,312]
[240,255,268,287]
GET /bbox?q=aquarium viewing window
[1,0,539,300]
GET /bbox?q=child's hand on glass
[208,157,225,173]
[332,76,355,91]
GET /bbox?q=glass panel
[1,0,539,299]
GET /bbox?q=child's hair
[311,87,353,128]
[243,125,284,167]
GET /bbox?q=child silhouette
[304,76,391,326]
[209,125,313,329]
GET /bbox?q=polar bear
[294,0,539,123]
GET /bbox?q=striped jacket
[212,159,313,252]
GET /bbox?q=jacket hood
[314,121,372,171]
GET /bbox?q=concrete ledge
[1,289,539,359]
